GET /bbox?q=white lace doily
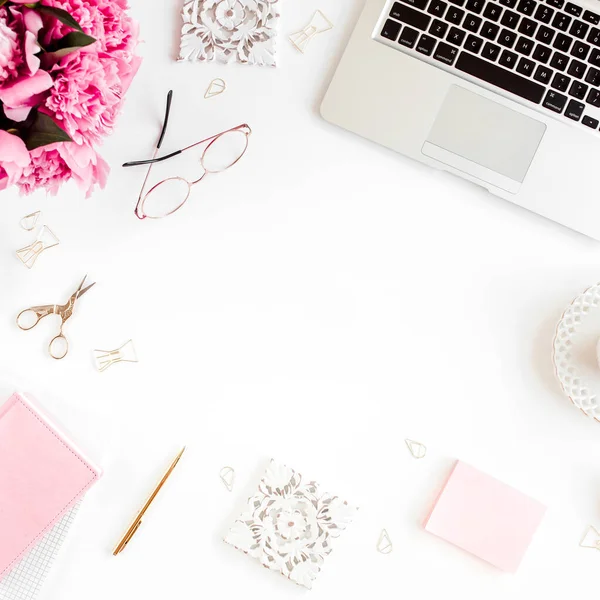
[552,283,600,422]
[178,0,279,67]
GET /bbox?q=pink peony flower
[0,8,21,84]
[17,140,108,198]
[0,131,30,191]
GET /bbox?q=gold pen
[113,447,186,556]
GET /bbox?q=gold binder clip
[205,78,226,99]
[20,211,41,231]
[405,439,427,459]
[289,10,334,54]
[93,340,138,372]
[16,225,59,269]
[219,466,235,492]
[377,529,393,554]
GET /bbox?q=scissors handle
[49,332,69,360]
[16,306,55,331]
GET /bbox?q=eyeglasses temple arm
[157,90,173,150]
[123,149,182,167]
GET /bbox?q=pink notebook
[0,393,101,581]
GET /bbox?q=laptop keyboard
[378,0,600,130]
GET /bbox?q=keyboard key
[517,56,536,74]
[585,66,600,84]
[587,87,600,105]
[464,13,483,30]
[447,26,467,44]
[391,3,432,30]
[481,22,500,39]
[482,41,502,59]
[588,27,600,45]
[464,33,484,51]
[397,0,429,10]
[399,25,420,46]
[430,19,449,36]
[483,3,503,21]
[583,10,600,25]
[553,32,573,50]
[551,72,571,90]
[449,0,465,5]
[534,4,554,22]
[501,9,520,28]
[518,17,537,35]
[499,0,517,6]
[428,0,448,16]
[570,20,589,38]
[569,79,588,98]
[568,59,587,77]
[534,64,554,82]
[465,0,485,13]
[571,40,590,58]
[582,114,599,127]
[532,43,552,61]
[536,24,554,42]
[416,33,438,54]
[565,98,585,119]
[552,12,572,30]
[546,0,563,8]
[446,6,465,23]
[499,28,518,46]
[517,0,537,15]
[381,19,402,40]
[516,35,535,53]
[434,41,460,63]
[550,51,569,69]
[456,50,545,101]
[589,47,600,65]
[499,48,519,66]
[565,2,582,16]
[543,89,568,111]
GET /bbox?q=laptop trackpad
[421,85,546,194]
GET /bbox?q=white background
[2,0,600,598]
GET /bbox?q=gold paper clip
[205,78,226,99]
[289,10,334,54]
[20,211,41,231]
[405,439,427,459]
[377,529,393,554]
[580,525,600,550]
[16,225,59,269]
[93,340,138,372]
[219,466,235,492]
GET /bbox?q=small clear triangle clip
[289,10,334,54]
[377,529,393,554]
[16,225,59,269]
[20,211,41,231]
[205,78,226,99]
[405,439,427,459]
[93,340,138,372]
[219,466,235,492]
[580,525,600,550]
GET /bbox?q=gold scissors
[17,275,96,360]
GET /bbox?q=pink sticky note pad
[0,393,101,581]
[424,461,546,572]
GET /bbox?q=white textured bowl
[552,283,600,422]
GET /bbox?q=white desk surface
[2,0,600,598]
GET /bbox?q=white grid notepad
[0,504,79,600]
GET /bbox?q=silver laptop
[321,0,600,238]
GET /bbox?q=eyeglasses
[123,90,252,220]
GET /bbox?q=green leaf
[45,31,96,59]
[36,6,83,32]
[24,112,71,151]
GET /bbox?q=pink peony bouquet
[0,0,141,197]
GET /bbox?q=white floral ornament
[178,0,280,67]
[224,460,358,589]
